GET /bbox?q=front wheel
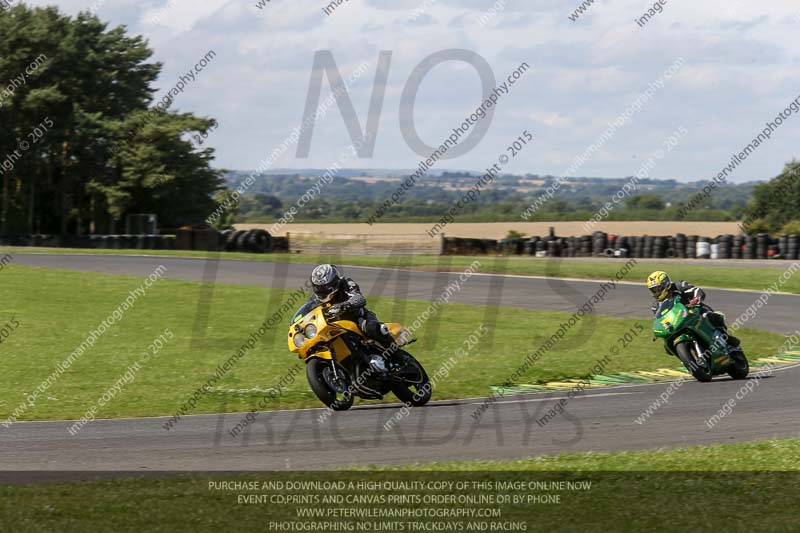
[391,353,432,407]
[306,358,354,411]
[675,342,713,382]
[727,349,749,380]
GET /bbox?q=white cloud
[23,0,800,181]
[142,0,232,32]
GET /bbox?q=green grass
[4,245,800,293]
[0,265,785,422]
[2,439,799,532]
[369,438,800,472]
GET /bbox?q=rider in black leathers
[295,264,399,363]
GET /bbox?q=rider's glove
[325,304,344,318]
[688,296,701,306]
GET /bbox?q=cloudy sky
[27,0,800,182]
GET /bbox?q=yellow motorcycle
[288,305,432,411]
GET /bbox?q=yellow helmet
[646,271,672,301]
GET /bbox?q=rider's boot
[371,336,402,375]
[708,312,741,350]
[725,331,741,348]
[374,325,403,369]
[719,325,741,349]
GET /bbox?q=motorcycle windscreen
[656,298,676,317]
[292,300,317,323]
[653,298,680,336]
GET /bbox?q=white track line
[345,264,800,297]
[473,391,640,405]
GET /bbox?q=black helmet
[310,264,342,303]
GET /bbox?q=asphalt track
[4,253,799,480]
[1,365,798,480]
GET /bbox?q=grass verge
[1,439,799,532]
[367,437,800,471]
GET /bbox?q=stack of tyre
[639,236,652,258]
[673,234,687,258]
[695,237,710,259]
[578,235,591,256]
[523,236,539,255]
[442,237,500,255]
[499,238,526,255]
[564,236,580,257]
[711,235,734,259]
[592,232,606,256]
[613,236,630,257]
[220,229,273,253]
[534,239,547,256]
[87,234,176,250]
[787,234,800,259]
[756,233,769,259]
[731,235,744,259]
[443,231,800,259]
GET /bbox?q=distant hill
[221,169,758,224]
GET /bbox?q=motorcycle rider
[296,264,399,371]
[646,270,740,349]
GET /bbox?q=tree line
[0,5,222,236]
[743,161,800,234]
[230,162,799,232]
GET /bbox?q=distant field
[237,221,745,239]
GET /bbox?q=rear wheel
[306,358,354,411]
[675,342,713,382]
[391,352,432,407]
[727,349,750,380]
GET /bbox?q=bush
[742,218,772,235]
[780,220,800,235]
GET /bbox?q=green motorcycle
[653,296,749,382]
